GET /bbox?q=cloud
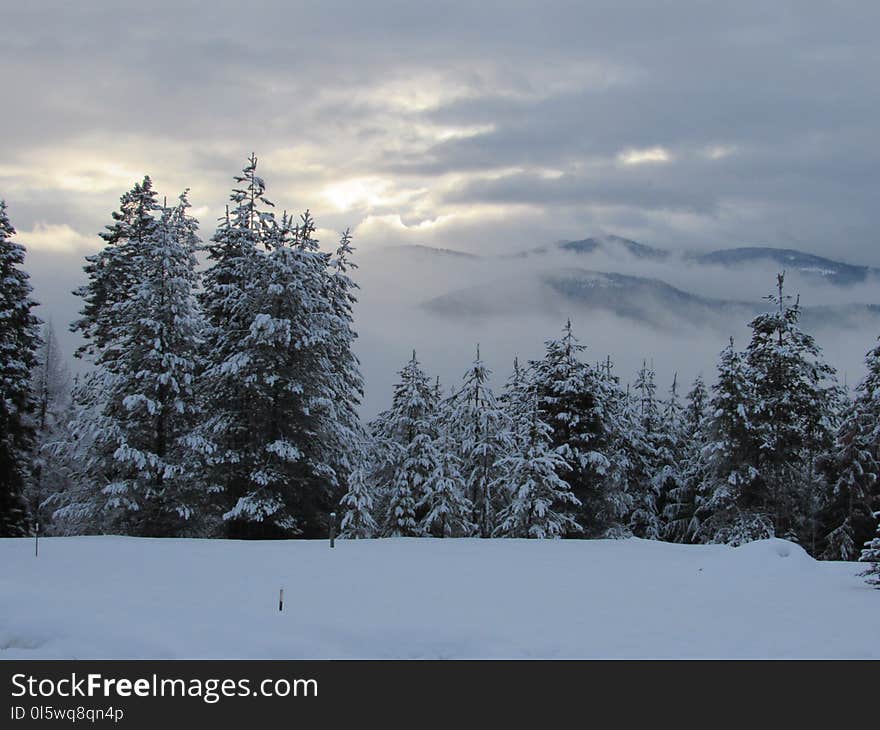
[618,147,672,166]
[14,222,98,253]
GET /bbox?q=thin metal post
[330,512,336,548]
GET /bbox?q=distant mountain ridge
[688,246,880,286]
[405,234,879,287]
[557,235,670,260]
[423,266,880,330]
[364,235,880,331]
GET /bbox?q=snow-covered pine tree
[104,193,202,535]
[0,200,41,536]
[49,372,109,534]
[339,461,378,539]
[198,155,351,539]
[494,388,581,539]
[194,155,274,536]
[664,375,709,542]
[418,427,475,538]
[499,356,531,438]
[60,192,203,536]
[821,337,880,560]
[743,273,839,545]
[529,321,617,537]
[652,374,685,540]
[320,228,366,491]
[596,361,635,538]
[627,361,665,539]
[196,157,348,538]
[697,337,768,545]
[443,345,509,537]
[241,210,342,536]
[860,512,880,586]
[26,321,73,530]
[72,176,159,366]
[822,396,877,559]
[370,351,437,537]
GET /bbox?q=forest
[1,155,878,584]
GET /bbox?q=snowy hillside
[2,536,877,659]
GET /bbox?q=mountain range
[363,235,880,331]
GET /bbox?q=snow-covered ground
[1,536,877,659]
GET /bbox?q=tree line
[343,289,879,567]
[2,155,363,540]
[0,156,878,583]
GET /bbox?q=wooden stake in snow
[330,512,336,548]
[279,588,284,612]
[35,522,39,558]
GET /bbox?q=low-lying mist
[354,240,880,417]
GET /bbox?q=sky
[2,1,879,412]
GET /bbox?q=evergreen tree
[72,176,159,365]
[499,356,531,437]
[665,375,709,542]
[494,388,581,539]
[653,374,684,539]
[195,157,348,538]
[743,273,839,544]
[194,155,274,535]
[860,512,880,586]
[627,361,665,539]
[370,351,437,537]
[339,462,378,539]
[599,365,635,538]
[106,193,203,534]
[0,200,41,536]
[419,429,474,537]
[698,275,839,549]
[822,339,880,559]
[26,321,73,531]
[697,338,768,545]
[62,193,203,536]
[321,229,366,489]
[443,345,509,537]
[529,321,618,537]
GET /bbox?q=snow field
[1,536,877,659]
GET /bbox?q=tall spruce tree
[697,338,767,545]
[370,351,437,537]
[105,193,202,535]
[62,193,203,536]
[194,155,274,535]
[418,427,474,538]
[494,388,581,539]
[443,345,509,537]
[627,361,665,539]
[0,200,41,536]
[822,338,880,559]
[529,321,617,537]
[196,157,348,538]
[72,176,159,365]
[653,374,685,540]
[665,375,708,542]
[743,274,839,544]
[321,229,366,488]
